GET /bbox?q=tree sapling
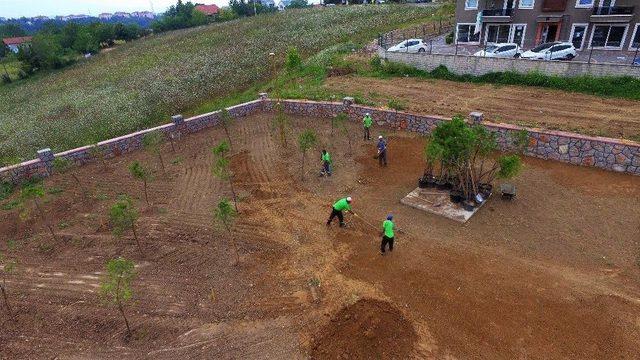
[214,198,239,266]
[298,129,317,180]
[271,103,290,148]
[142,132,166,175]
[212,140,238,212]
[20,183,57,241]
[219,109,234,148]
[100,257,136,340]
[109,195,142,256]
[128,161,151,205]
[52,157,87,194]
[0,253,16,321]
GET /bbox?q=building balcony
[481,8,514,23]
[590,6,634,23]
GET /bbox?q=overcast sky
[0,0,230,18]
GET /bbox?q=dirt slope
[1,113,639,358]
[324,75,640,139]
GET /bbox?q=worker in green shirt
[326,196,353,227]
[320,149,332,177]
[363,113,373,141]
[380,214,395,255]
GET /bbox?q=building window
[511,24,527,46]
[456,24,480,43]
[590,24,628,49]
[575,0,594,8]
[465,0,478,10]
[520,0,535,9]
[570,24,588,50]
[485,24,511,44]
[630,24,640,50]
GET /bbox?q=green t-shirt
[322,152,331,163]
[363,115,373,128]
[382,219,394,238]
[333,198,351,211]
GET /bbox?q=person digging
[376,135,388,166]
[326,196,354,228]
[320,149,332,177]
[363,113,373,141]
[380,214,395,255]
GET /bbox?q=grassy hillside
[0,5,439,162]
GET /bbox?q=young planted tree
[20,183,57,241]
[298,129,317,181]
[100,257,136,340]
[425,116,523,202]
[214,199,239,266]
[128,161,151,205]
[272,103,290,148]
[212,140,238,212]
[142,132,166,175]
[89,143,108,170]
[0,253,16,321]
[219,109,234,148]
[109,195,142,256]
[52,157,86,194]
[333,112,352,155]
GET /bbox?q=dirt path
[324,75,640,139]
[1,113,639,358]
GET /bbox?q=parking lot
[391,34,640,66]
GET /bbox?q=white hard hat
[346,196,352,202]
[378,135,383,139]
[366,112,370,116]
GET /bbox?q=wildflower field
[0,5,438,163]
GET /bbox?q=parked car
[473,43,521,58]
[388,39,428,53]
[520,42,577,61]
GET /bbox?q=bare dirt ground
[1,113,639,359]
[324,75,640,139]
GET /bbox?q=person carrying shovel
[376,135,388,166]
[363,113,373,141]
[326,196,353,228]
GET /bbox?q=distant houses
[2,36,33,53]
[194,4,221,16]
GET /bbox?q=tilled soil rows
[1,113,639,359]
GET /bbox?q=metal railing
[592,6,634,15]
[481,8,514,16]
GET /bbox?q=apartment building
[455,0,639,51]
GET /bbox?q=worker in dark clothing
[320,149,332,177]
[326,196,353,228]
[363,113,373,140]
[380,214,395,255]
[377,135,387,166]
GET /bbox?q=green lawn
[0,5,442,163]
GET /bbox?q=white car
[473,43,521,58]
[388,39,428,53]
[520,42,577,61]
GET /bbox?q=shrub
[128,161,151,205]
[286,47,303,70]
[369,55,382,70]
[1,74,10,84]
[497,154,523,179]
[109,195,142,255]
[445,31,454,45]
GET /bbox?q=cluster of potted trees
[419,116,524,211]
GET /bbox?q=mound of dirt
[311,298,417,359]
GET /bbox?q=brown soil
[324,75,640,139]
[1,113,639,359]
[311,298,417,360]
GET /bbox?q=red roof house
[195,4,220,16]
[2,36,33,53]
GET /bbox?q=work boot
[339,222,345,228]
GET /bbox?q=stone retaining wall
[380,50,640,79]
[267,98,640,175]
[1,96,638,184]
